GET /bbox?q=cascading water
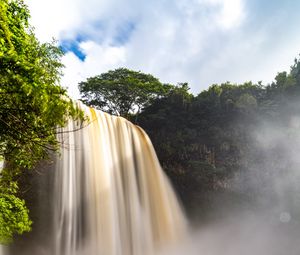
[41,102,186,255]
[0,246,5,255]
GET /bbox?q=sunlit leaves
[0,194,32,244]
[0,0,82,243]
[79,68,172,118]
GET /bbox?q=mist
[161,213,300,255]
[160,100,300,255]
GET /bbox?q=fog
[161,213,300,255]
[160,102,300,255]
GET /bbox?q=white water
[51,103,186,255]
[0,246,4,255]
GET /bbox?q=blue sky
[27,0,300,99]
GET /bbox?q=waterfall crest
[52,103,187,255]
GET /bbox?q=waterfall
[0,246,6,255]
[50,103,187,255]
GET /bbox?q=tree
[79,68,172,118]
[0,0,82,243]
[0,170,31,245]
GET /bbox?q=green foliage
[0,0,83,168]
[0,165,32,244]
[79,68,172,118]
[0,194,31,245]
[0,0,83,243]
[0,176,32,245]
[0,166,31,244]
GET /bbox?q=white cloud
[60,53,83,99]
[27,0,82,41]
[61,42,126,99]
[26,0,300,99]
[218,0,245,29]
[199,0,245,29]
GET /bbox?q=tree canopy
[79,68,172,118]
[0,0,82,244]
